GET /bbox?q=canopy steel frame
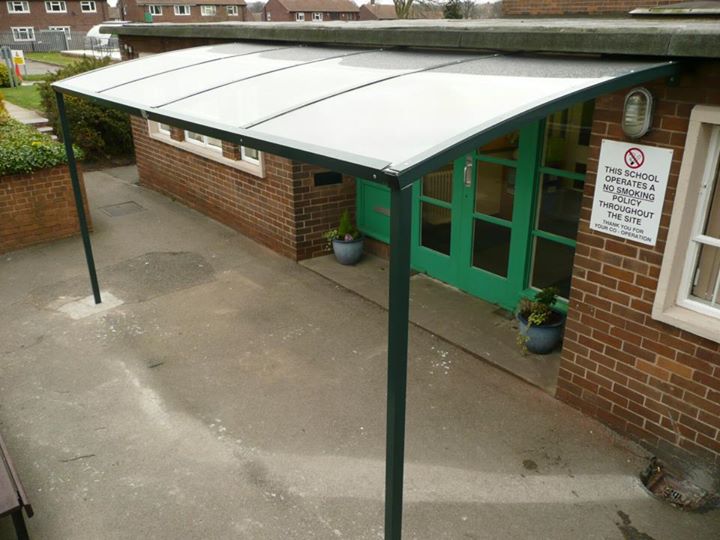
[53,48,681,539]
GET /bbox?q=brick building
[102,11,720,490]
[358,1,396,20]
[262,0,358,22]
[2,0,113,41]
[119,0,248,23]
[502,0,681,16]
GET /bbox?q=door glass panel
[421,202,451,256]
[543,101,594,173]
[478,130,519,160]
[536,173,582,239]
[531,237,575,299]
[701,160,719,239]
[690,244,720,306]
[421,163,453,203]
[475,160,515,220]
[472,220,510,277]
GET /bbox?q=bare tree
[460,0,475,18]
[393,0,415,19]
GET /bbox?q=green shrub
[0,91,5,114]
[0,114,83,175]
[38,57,133,161]
[0,64,10,88]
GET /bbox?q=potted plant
[516,287,566,354]
[324,210,364,265]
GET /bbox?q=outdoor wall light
[622,87,654,139]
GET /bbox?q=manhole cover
[101,201,145,217]
[640,457,719,512]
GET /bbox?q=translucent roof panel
[53,45,677,183]
[103,46,365,108]
[59,43,277,94]
[161,50,481,128]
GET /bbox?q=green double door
[411,124,542,309]
[357,103,590,311]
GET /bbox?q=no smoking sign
[624,147,645,169]
[590,140,672,246]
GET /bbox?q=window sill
[149,132,265,178]
[652,304,720,345]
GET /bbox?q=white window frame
[312,11,322,21]
[200,4,216,16]
[295,11,304,21]
[185,130,222,152]
[226,4,238,15]
[44,0,66,12]
[653,105,720,343]
[49,26,71,39]
[265,12,271,20]
[11,26,34,41]
[7,1,30,13]
[147,121,264,177]
[80,0,96,12]
[148,4,162,15]
[173,4,190,15]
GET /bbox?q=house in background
[262,0,358,22]
[358,0,396,20]
[119,0,248,23]
[1,0,113,43]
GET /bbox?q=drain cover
[640,457,719,511]
[101,201,145,217]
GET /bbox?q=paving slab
[0,166,719,539]
[301,254,561,394]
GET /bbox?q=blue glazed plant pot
[332,237,364,265]
[516,311,565,354]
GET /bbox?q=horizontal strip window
[147,121,264,177]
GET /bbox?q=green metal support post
[384,183,413,540]
[55,91,102,305]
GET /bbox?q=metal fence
[0,30,119,54]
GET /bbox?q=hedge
[0,64,10,88]
[39,57,133,161]
[0,112,83,175]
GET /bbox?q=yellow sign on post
[11,50,25,65]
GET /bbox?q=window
[49,26,71,39]
[185,130,222,151]
[200,5,216,15]
[44,1,66,12]
[148,121,264,176]
[80,0,96,12]
[7,1,30,13]
[226,4,237,15]
[148,4,162,15]
[174,4,190,15]
[265,12,271,20]
[11,27,34,41]
[312,12,322,21]
[295,11,304,21]
[654,105,720,343]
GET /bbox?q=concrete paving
[302,255,562,394]
[1,166,719,539]
[3,101,48,126]
[24,59,59,76]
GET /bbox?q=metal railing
[0,30,119,55]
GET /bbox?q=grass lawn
[1,85,43,113]
[26,52,78,67]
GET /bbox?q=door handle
[463,156,473,188]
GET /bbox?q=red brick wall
[503,0,678,16]
[1,165,91,254]
[2,0,111,33]
[293,163,356,260]
[131,118,355,261]
[557,62,720,470]
[262,0,357,21]
[122,2,248,24]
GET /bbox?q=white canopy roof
[53,43,677,186]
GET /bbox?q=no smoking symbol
[624,147,645,169]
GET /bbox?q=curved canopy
[53,43,678,186]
